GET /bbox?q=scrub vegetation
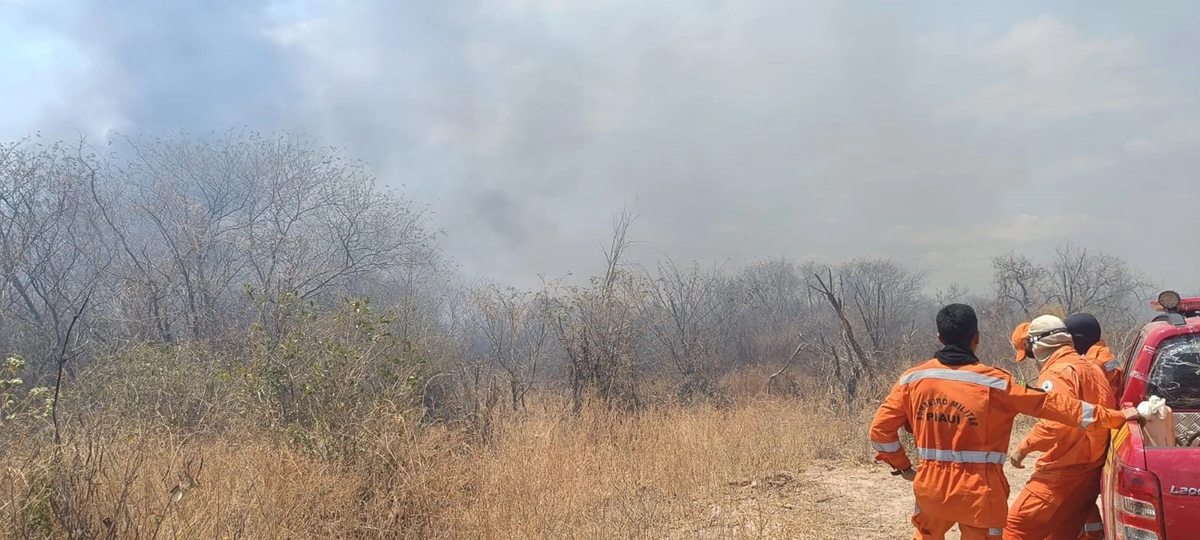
[0,133,1152,538]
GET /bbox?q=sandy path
[799,460,1036,539]
[673,459,1037,539]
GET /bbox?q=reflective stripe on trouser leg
[1079,520,1104,539]
[948,524,1002,540]
[940,525,998,537]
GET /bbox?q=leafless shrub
[467,282,555,412]
[552,208,646,414]
[640,258,741,402]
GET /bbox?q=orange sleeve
[1016,369,1079,455]
[1003,377,1127,431]
[1093,346,1119,373]
[1092,346,1124,402]
[869,379,912,471]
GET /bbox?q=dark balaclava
[1064,313,1102,354]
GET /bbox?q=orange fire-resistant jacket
[1015,346,1115,474]
[869,355,1129,529]
[1085,340,1123,404]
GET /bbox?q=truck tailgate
[1145,448,1200,536]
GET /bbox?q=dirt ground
[675,458,1038,539]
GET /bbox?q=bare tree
[1046,243,1152,327]
[734,258,809,367]
[0,139,109,375]
[425,281,503,436]
[740,257,806,324]
[807,267,873,398]
[841,258,928,354]
[808,269,872,372]
[733,257,931,396]
[640,258,740,399]
[469,282,554,411]
[992,244,1151,335]
[992,252,1050,318]
[553,208,644,414]
[92,131,437,343]
[934,283,972,306]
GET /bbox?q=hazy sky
[3,1,1198,294]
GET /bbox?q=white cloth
[1138,395,1168,420]
[1139,395,1176,447]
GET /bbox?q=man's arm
[1004,375,1138,430]
[1092,344,1120,374]
[1098,350,1124,406]
[1011,369,1078,467]
[869,381,913,475]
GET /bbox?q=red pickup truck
[1101,290,1200,540]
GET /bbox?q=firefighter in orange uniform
[1065,313,1122,405]
[1005,315,1114,540]
[869,305,1141,540]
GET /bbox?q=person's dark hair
[937,303,978,347]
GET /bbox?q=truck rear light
[1115,461,1164,540]
[1115,524,1160,540]
[1118,495,1157,519]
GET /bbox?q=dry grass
[446,398,877,538]
[0,388,883,539]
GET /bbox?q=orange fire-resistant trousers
[1003,469,1104,540]
[913,512,1002,540]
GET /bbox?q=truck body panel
[1102,297,1200,539]
[1146,444,1200,535]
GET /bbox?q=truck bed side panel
[1144,448,1200,537]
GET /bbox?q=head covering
[1064,313,1102,355]
[1028,314,1073,361]
[1011,322,1031,363]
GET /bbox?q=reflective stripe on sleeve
[915,447,1006,464]
[871,440,902,453]
[1081,402,1096,429]
[1081,522,1103,533]
[898,369,1008,391]
[989,528,1002,537]
[1103,358,1120,372]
